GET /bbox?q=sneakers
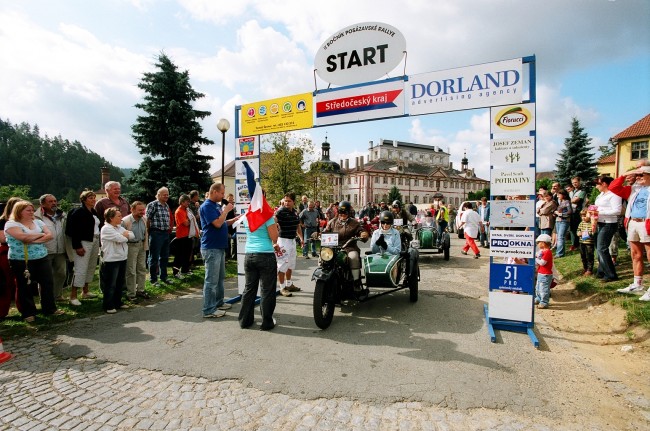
[106,309,117,314]
[218,303,232,310]
[70,298,82,306]
[260,317,277,331]
[537,303,549,309]
[461,251,468,255]
[617,283,645,294]
[203,310,226,318]
[175,273,185,280]
[640,290,650,301]
[474,253,481,259]
[312,253,318,257]
[152,281,161,288]
[285,284,301,292]
[81,292,97,299]
[136,291,150,299]
[304,255,310,259]
[280,287,293,297]
[161,279,174,285]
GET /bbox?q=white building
[313,138,488,209]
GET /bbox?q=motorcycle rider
[371,211,402,255]
[391,200,415,225]
[320,201,368,287]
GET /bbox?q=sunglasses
[381,222,392,226]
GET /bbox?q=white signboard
[490,200,535,228]
[490,167,535,196]
[490,134,535,168]
[235,159,260,182]
[408,58,522,116]
[315,79,405,126]
[489,231,535,258]
[488,291,533,322]
[235,182,250,204]
[491,103,535,134]
[314,22,406,86]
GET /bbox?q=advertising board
[241,92,313,136]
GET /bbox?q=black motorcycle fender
[311,267,334,282]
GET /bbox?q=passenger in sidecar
[370,211,401,255]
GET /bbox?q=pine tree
[555,117,599,187]
[128,53,213,203]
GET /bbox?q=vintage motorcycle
[311,233,419,330]
[411,217,451,260]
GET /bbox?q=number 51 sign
[489,262,534,294]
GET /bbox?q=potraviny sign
[408,58,523,116]
[314,22,406,86]
[490,167,535,196]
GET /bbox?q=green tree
[128,53,213,203]
[555,117,598,187]
[261,132,313,204]
[387,185,402,203]
[0,185,31,202]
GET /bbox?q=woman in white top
[593,176,622,282]
[458,202,482,258]
[100,207,134,314]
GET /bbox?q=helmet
[425,210,432,217]
[338,201,352,215]
[379,211,394,225]
[536,234,552,244]
[391,200,401,209]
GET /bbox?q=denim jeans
[437,221,448,245]
[238,253,277,329]
[149,230,170,282]
[596,222,618,280]
[201,248,225,315]
[535,273,552,306]
[555,220,569,257]
[303,227,318,256]
[101,260,126,311]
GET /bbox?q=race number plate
[393,218,403,226]
[321,233,339,246]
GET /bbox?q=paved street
[1,237,648,430]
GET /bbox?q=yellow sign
[241,92,313,136]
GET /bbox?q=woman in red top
[173,195,200,279]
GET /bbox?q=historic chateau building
[312,137,489,208]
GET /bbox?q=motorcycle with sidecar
[311,232,419,330]
[410,217,451,260]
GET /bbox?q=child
[534,233,554,309]
[577,209,595,276]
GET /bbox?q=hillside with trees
[0,119,124,202]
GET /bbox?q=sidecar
[362,246,420,303]
[412,222,450,260]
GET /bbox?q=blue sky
[1,0,648,181]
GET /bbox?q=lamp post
[217,118,230,185]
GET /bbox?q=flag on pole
[242,160,274,232]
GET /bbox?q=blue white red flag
[241,160,274,232]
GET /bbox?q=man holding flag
[237,161,280,330]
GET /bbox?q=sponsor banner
[490,167,535,196]
[314,22,406,86]
[491,103,535,134]
[241,92,313,136]
[490,134,534,168]
[490,200,535,228]
[489,231,535,258]
[237,136,259,158]
[235,159,259,182]
[489,262,535,294]
[315,79,405,126]
[408,58,522,116]
[235,182,250,204]
[235,203,248,216]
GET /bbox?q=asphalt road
[2,236,648,430]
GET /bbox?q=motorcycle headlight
[320,247,334,261]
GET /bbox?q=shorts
[627,219,650,243]
[276,237,297,273]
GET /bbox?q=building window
[391,177,395,185]
[383,176,388,184]
[414,179,419,186]
[414,196,419,204]
[354,177,357,184]
[444,181,448,188]
[631,141,649,160]
[398,178,403,185]
[374,176,379,183]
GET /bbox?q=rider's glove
[375,234,388,250]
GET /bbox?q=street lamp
[217,118,230,185]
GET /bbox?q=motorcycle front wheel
[313,279,336,329]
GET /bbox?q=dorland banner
[314,22,406,86]
[241,92,313,136]
[408,58,523,116]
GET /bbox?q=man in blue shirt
[200,183,240,318]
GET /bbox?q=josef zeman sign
[314,22,406,86]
